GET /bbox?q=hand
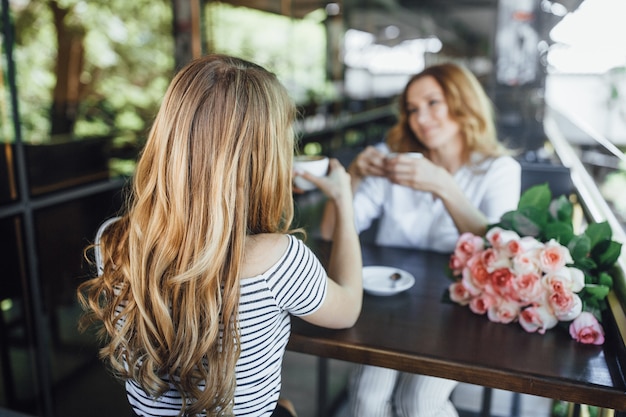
[348,146,387,180]
[384,153,447,193]
[297,158,352,204]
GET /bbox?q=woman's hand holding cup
[295,158,352,204]
[348,146,387,179]
[385,151,426,188]
[293,155,330,193]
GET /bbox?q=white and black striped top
[123,235,328,416]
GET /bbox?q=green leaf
[568,234,591,262]
[592,240,623,269]
[522,206,549,225]
[549,195,573,224]
[582,284,610,301]
[511,211,542,237]
[583,296,601,310]
[597,299,608,314]
[510,207,548,237]
[576,257,597,271]
[543,222,574,245]
[492,211,515,231]
[598,272,614,288]
[584,222,613,250]
[519,183,552,212]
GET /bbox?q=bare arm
[296,159,363,328]
[386,155,489,236]
[435,175,489,236]
[320,146,386,241]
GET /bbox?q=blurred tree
[48,0,84,135]
[11,0,174,144]
[205,2,334,106]
[9,0,331,147]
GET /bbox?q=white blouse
[353,144,521,253]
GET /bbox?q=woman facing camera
[78,54,362,417]
[319,63,521,416]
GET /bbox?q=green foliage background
[11,0,175,145]
[205,3,333,105]
[5,0,330,152]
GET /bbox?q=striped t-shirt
[125,235,328,416]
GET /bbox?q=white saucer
[362,266,415,296]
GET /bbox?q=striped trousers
[348,365,459,417]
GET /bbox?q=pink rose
[568,267,585,293]
[513,272,544,304]
[487,300,520,324]
[449,282,472,305]
[462,253,490,295]
[506,236,541,256]
[506,239,523,256]
[469,293,497,315]
[489,267,516,300]
[548,289,582,321]
[481,248,511,273]
[543,268,585,294]
[569,312,605,345]
[539,240,573,273]
[522,236,544,250]
[512,251,541,275]
[542,273,567,293]
[519,306,558,334]
[486,227,520,251]
[454,233,484,263]
[449,254,466,276]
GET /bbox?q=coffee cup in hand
[293,155,329,191]
[386,152,423,159]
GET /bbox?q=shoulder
[241,234,291,278]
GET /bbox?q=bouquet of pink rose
[446,184,622,345]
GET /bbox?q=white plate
[362,266,415,296]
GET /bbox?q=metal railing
[544,106,626,347]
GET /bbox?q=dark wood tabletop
[287,239,626,411]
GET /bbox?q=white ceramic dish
[362,266,415,296]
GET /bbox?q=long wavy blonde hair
[78,54,296,416]
[387,63,509,162]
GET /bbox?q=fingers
[351,146,386,178]
[327,157,344,172]
[297,169,323,187]
[386,154,418,174]
[296,158,352,202]
[385,154,426,188]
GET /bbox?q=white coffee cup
[386,152,424,159]
[293,155,329,191]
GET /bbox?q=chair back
[95,216,121,276]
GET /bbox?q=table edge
[287,333,626,411]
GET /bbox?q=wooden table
[287,239,626,416]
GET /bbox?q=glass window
[11,0,175,178]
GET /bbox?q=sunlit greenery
[205,2,336,105]
[8,0,174,144]
[3,0,334,155]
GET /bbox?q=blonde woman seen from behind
[321,63,521,416]
[78,54,362,417]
